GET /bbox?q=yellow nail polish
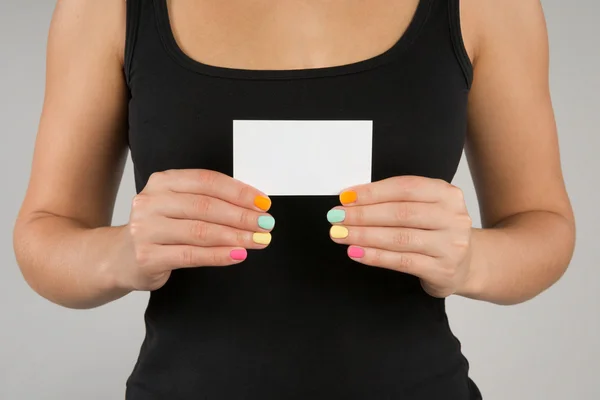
[253,232,272,245]
[254,195,271,211]
[340,190,357,205]
[330,225,349,239]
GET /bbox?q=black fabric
[124,0,142,86]
[124,0,481,398]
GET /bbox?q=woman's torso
[125,0,480,398]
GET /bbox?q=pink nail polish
[230,249,247,261]
[348,246,365,258]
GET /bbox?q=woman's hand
[328,176,473,298]
[117,169,275,292]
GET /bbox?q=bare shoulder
[459,0,547,66]
[51,0,126,64]
[457,0,565,228]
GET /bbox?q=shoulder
[50,0,126,64]
[459,0,547,66]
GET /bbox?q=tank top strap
[447,0,473,88]
[416,0,473,89]
[125,0,472,86]
[124,0,144,86]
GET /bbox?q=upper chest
[166,0,420,70]
[128,0,472,186]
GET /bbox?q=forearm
[13,213,131,309]
[457,211,575,305]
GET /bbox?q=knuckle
[450,185,465,202]
[394,203,413,222]
[397,254,413,270]
[443,265,457,281]
[404,176,422,186]
[392,230,412,247]
[179,247,195,266]
[134,246,151,267]
[452,237,470,249]
[373,249,385,264]
[353,206,365,224]
[128,221,143,239]
[131,194,148,213]
[148,171,167,187]
[197,170,218,188]
[357,184,373,203]
[235,230,247,246]
[191,196,212,217]
[435,178,449,187]
[236,185,252,203]
[459,214,473,228]
[238,210,251,227]
[351,228,364,243]
[191,221,210,241]
[209,249,223,266]
[401,176,421,191]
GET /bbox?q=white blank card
[233,120,373,196]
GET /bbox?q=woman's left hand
[328,176,474,298]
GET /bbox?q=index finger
[339,176,449,206]
[145,169,271,211]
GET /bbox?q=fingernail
[254,195,271,211]
[327,209,346,223]
[330,225,349,239]
[253,232,272,245]
[348,246,365,258]
[258,215,275,230]
[230,249,247,261]
[340,190,357,205]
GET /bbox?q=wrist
[455,229,488,299]
[95,225,135,295]
[455,262,485,299]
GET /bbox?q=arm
[13,0,131,309]
[327,0,574,307]
[13,1,275,311]
[456,0,575,305]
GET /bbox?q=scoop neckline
[153,0,433,80]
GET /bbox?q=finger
[144,193,275,232]
[327,202,448,229]
[144,169,272,211]
[339,176,452,206]
[147,218,272,249]
[345,246,436,280]
[329,225,444,256]
[149,245,249,270]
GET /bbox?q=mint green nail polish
[327,209,346,223]
[258,216,275,230]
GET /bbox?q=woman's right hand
[117,169,274,291]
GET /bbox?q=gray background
[1,1,598,399]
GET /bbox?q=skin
[13,0,575,309]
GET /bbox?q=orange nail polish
[254,195,271,211]
[340,190,357,205]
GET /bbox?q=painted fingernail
[327,209,346,223]
[253,232,272,245]
[330,225,349,239]
[258,215,275,230]
[340,190,357,205]
[348,246,365,258]
[254,195,271,211]
[230,249,247,261]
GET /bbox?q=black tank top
[124,0,481,398]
